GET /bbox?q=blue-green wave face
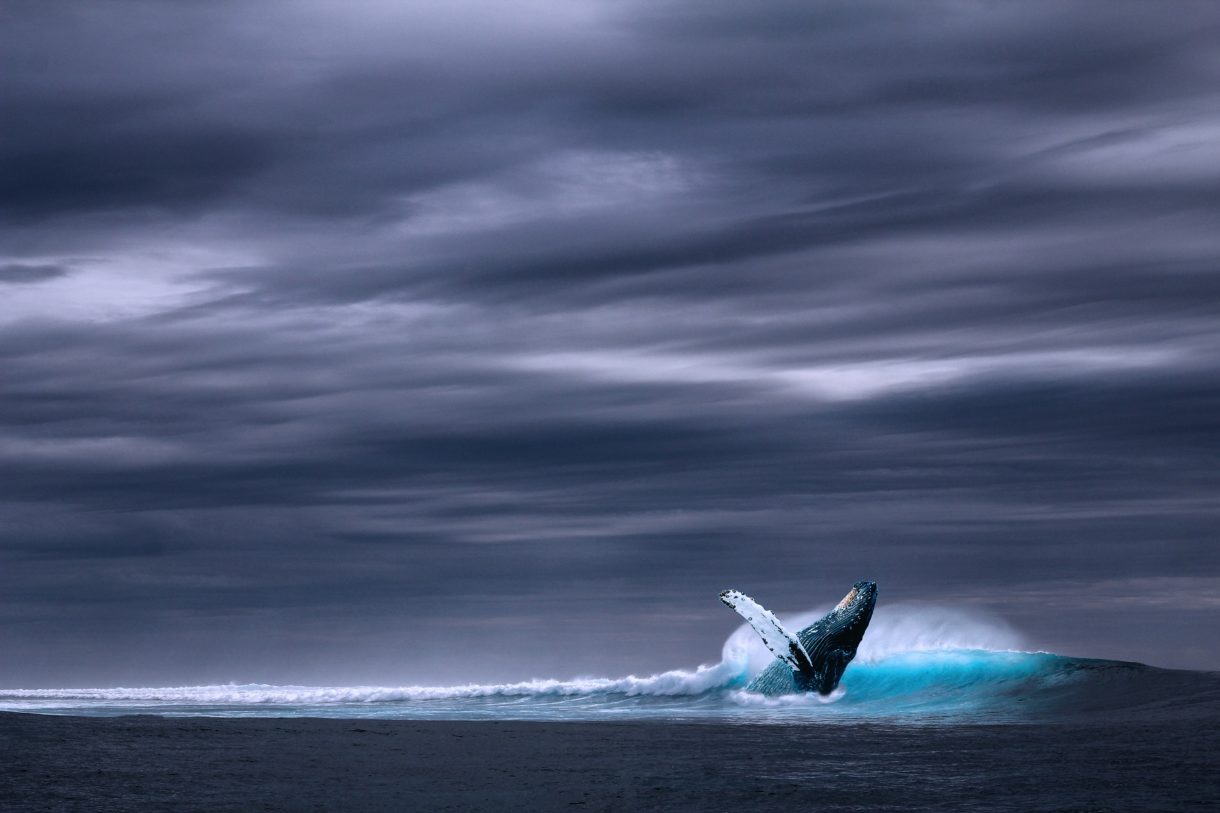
[2,606,1216,724]
[729,650,1152,720]
[835,650,1078,716]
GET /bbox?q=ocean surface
[4,606,1218,810]
[4,604,1218,725]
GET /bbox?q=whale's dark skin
[746,581,877,696]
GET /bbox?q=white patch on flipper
[719,589,814,676]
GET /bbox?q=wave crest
[1,603,1024,708]
[7,604,1201,723]
[0,660,745,705]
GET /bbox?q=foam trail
[0,660,746,705]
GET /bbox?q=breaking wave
[0,660,741,706]
[3,604,1215,723]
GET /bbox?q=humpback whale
[721,581,877,695]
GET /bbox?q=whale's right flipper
[720,589,814,678]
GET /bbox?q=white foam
[728,687,846,708]
[0,660,744,706]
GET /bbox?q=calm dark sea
[1,712,1216,811]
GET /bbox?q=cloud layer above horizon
[2,0,1218,683]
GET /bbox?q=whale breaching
[721,581,877,695]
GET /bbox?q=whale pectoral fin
[720,589,815,677]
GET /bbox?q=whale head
[796,580,877,693]
[823,580,878,652]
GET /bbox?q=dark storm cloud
[1,0,1218,684]
[0,263,72,283]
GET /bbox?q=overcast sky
[2,0,1218,686]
